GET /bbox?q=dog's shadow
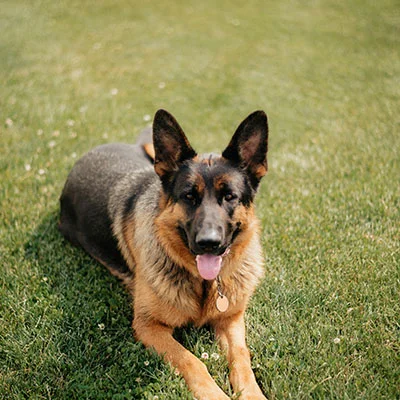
[24,211,222,398]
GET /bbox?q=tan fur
[142,143,155,161]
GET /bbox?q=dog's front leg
[214,312,266,400]
[133,318,229,400]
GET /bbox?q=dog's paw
[192,382,230,400]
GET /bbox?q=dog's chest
[175,275,249,326]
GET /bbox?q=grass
[1,0,399,398]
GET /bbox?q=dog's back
[59,139,155,277]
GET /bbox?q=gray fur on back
[59,142,158,273]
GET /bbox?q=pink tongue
[196,254,222,280]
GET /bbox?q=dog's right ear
[153,109,197,182]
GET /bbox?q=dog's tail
[135,126,155,163]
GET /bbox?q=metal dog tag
[216,294,229,313]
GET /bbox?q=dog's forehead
[179,154,245,191]
[197,152,221,166]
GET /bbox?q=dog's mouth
[178,225,235,280]
[195,247,230,281]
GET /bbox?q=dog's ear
[153,109,197,182]
[222,111,268,189]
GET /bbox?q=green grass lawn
[1,0,399,398]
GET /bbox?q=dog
[59,109,269,399]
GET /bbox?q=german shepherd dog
[59,109,269,399]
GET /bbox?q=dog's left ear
[222,110,269,189]
[153,109,197,183]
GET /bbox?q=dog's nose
[195,228,222,253]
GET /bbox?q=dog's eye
[224,193,236,202]
[182,192,197,204]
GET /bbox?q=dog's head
[153,109,268,280]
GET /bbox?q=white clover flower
[98,323,105,330]
[201,352,209,360]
